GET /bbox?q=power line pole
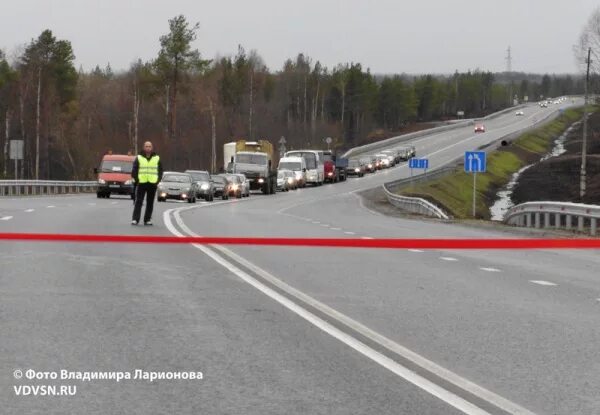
[580,47,592,201]
[505,46,513,106]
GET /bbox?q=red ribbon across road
[0,232,599,249]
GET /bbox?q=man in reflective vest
[131,141,163,225]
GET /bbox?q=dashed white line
[409,249,424,253]
[440,257,458,262]
[361,236,374,240]
[320,224,330,228]
[312,221,321,224]
[0,216,13,221]
[111,201,118,205]
[46,205,55,208]
[330,227,342,231]
[24,209,35,213]
[480,267,501,273]
[344,231,356,235]
[530,280,558,286]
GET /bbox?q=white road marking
[480,267,501,273]
[111,201,118,205]
[530,280,558,287]
[409,249,424,253]
[330,227,342,231]
[440,257,458,262]
[361,236,374,239]
[24,209,35,213]
[164,206,536,415]
[46,205,55,208]
[1,216,13,221]
[344,231,356,235]
[320,224,330,228]
[312,221,321,224]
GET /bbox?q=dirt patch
[512,111,600,205]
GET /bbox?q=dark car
[211,175,231,200]
[345,159,365,177]
[185,170,214,201]
[156,172,198,203]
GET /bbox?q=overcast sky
[1,0,597,74]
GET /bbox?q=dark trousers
[132,183,157,223]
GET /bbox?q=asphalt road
[2,100,599,415]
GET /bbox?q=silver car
[185,170,215,201]
[157,172,199,203]
[231,173,251,197]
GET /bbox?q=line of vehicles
[94,139,417,202]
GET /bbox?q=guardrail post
[578,216,584,232]
[534,212,541,228]
[566,215,572,230]
[591,218,597,236]
[544,212,550,228]
[554,213,561,229]
[526,213,532,227]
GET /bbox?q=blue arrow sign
[464,151,486,173]
[409,158,429,169]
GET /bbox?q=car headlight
[98,178,106,184]
[368,164,373,169]
[287,177,294,184]
[201,183,209,190]
[327,172,333,176]
[295,172,302,179]
[354,168,360,172]
[232,184,239,190]
[182,193,187,198]
[258,178,264,183]
[160,192,167,197]
[124,179,133,185]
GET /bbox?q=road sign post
[10,140,24,180]
[464,151,486,218]
[408,158,429,188]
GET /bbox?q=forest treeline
[0,15,588,179]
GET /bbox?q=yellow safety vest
[137,155,160,184]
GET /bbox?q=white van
[284,150,324,186]
[278,156,307,187]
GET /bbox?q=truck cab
[95,153,136,199]
[225,140,277,194]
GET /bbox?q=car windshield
[287,152,316,169]
[162,174,191,183]
[236,154,267,165]
[279,162,301,170]
[100,160,133,173]
[189,172,210,181]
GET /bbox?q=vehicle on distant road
[284,150,324,186]
[231,173,251,197]
[223,174,244,198]
[515,110,524,116]
[360,156,376,173]
[278,156,307,187]
[157,172,198,203]
[346,159,366,177]
[225,140,277,194]
[277,169,297,191]
[474,124,486,133]
[322,150,348,183]
[95,153,136,199]
[185,170,214,201]
[211,175,231,200]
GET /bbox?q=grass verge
[398,106,594,219]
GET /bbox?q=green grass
[399,106,594,219]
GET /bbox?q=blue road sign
[409,158,429,169]
[464,151,486,173]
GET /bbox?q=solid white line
[409,249,424,253]
[480,267,501,273]
[166,207,536,415]
[440,257,458,262]
[24,209,35,213]
[163,210,492,415]
[0,216,13,221]
[530,280,557,287]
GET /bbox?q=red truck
[323,150,348,183]
[94,153,136,199]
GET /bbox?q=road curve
[3,100,599,415]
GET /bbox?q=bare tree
[575,7,600,72]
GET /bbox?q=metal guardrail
[381,183,450,220]
[383,165,457,192]
[504,201,600,236]
[0,180,97,197]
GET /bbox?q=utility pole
[580,47,592,201]
[505,46,513,106]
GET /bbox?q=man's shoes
[131,220,138,225]
[144,221,153,226]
